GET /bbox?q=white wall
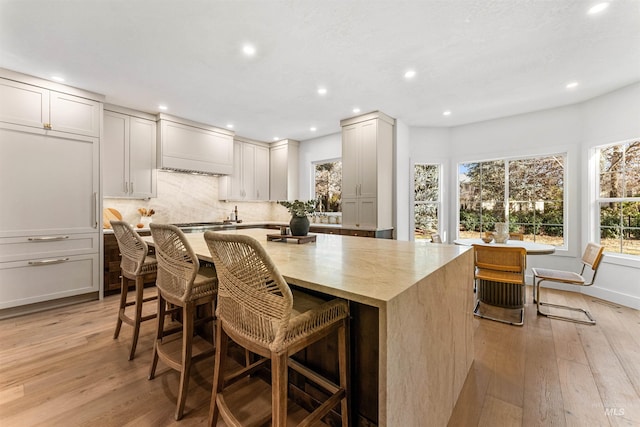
[394,120,411,240]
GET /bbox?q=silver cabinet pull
[28,236,69,241]
[93,192,98,228]
[28,257,70,266]
[130,182,134,194]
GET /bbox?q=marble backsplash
[104,171,291,226]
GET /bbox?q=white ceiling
[1,0,639,142]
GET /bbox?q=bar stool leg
[175,302,195,421]
[272,352,288,427]
[148,294,166,380]
[338,321,349,426]
[208,321,227,427]
[113,276,129,339]
[128,276,145,360]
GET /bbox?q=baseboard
[0,292,99,320]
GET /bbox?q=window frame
[412,162,443,241]
[311,158,342,213]
[590,138,640,265]
[456,152,569,250]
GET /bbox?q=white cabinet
[157,114,234,175]
[0,72,102,313]
[104,107,157,198]
[219,138,270,201]
[0,78,101,137]
[269,139,299,201]
[340,111,394,229]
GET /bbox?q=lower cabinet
[0,253,99,310]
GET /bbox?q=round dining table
[453,238,556,255]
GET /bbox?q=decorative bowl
[481,236,494,243]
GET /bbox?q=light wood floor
[0,287,638,426]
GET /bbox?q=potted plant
[278,200,316,236]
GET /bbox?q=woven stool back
[110,220,152,276]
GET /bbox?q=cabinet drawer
[0,233,99,263]
[0,253,100,309]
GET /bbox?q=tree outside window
[459,154,565,246]
[598,140,640,255]
[414,164,440,240]
[314,160,342,212]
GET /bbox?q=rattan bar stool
[110,220,158,360]
[204,232,349,427]
[148,223,218,420]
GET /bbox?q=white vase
[494,222,509,243]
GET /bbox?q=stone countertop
[143,228,469,308]
[104,221,393,234]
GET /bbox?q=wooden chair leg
[113,276,128,339]
[208,320,227,427]
[128,276,144,360]
[175,302,194,421]
[338,321,349,427]
[148,293,166,380]
[272,352,288,427]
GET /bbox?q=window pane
[624,141,640,197]
[415,203,438,238]
[314,161,341,212]
[414,164,439,202]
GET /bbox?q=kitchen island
[145,228,474,426]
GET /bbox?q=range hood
[157,114,235,175]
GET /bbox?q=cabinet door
[0,252,99,309]
[0,79,49,129]
[270,144,287,201]
[342,124,360,199]
[254,145,270,201]
[357,197,377,229]
[358,120,378,199]
[50,91,101,137]
[103,111,128,197]
[129,117,156,198]
[341,197,358,227]
[0,124,99,237]
[241,143,256,200]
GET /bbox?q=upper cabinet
[340,111,394,230]
[104,106,157,199]
[269,139,299,201]
[219,138,270,201]
[0,78,100,137]
[157,114,234,175]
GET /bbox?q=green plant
[278,200,316,217]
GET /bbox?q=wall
[103,171,289,226]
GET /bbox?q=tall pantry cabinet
[340,111,394,230]
[0,69,103,316]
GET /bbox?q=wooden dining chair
[532,242,604,325]
[473,244,527,326]
[509,232,524,241]
[203,232,349,427]
[110,220,158,360]
[148,223,218,420]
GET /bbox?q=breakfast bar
[146,228,474,426]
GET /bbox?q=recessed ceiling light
[317,87,327,95]
[310,127,317,132]
[588,2,609,15]
[566,81,579,89]
[404,70,416,79]
[226,123,234,129]
[51,76,65,82]
[158,105,168,111]
[353,107,361,114]
[242,44,256,56]
[273,137,279,141]
[443,110,452,116]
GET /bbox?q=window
[597,140,640,256]
[414,164,440,240]
[314,160,342,212]
[459,154,566,246]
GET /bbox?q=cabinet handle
[28,257,70,266]
[43,123,52,130]
[93,192,98,228]
[28,235,69,241]
[130,182,134,194]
